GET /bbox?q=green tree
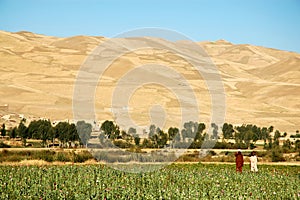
[151,134,159,148]
[134,136,140,146]
[168,127,179,141]
[295,140,300,152]
[17,120,28,146]
[234,131,241,144]
[183,121,197,139]
[283,132,287,137]
[211,123,218,139]
[55,122,70,147]
[142,138,152,148]
[100,120,119,139]
[38,120,53,147]
[1,123,6,137]
[9,127,17,138]
[235,124,260,147]
[157,129,168,148]
[195,123,206,141]
[274,130,281,140]
[181,129,187,142]
[128,127,137,136]
[168,127,179,147]
[222,123,234,139]
[243,129,254,148]
[121,130,132,142]
[268,126,274,134]
[68,123,79,146]
[173,130,181,142]
[28,120,41,139]
[77,121,92,147]
[261,127,268,143]
[149,124,156,138]
[251,125,260,142]
[282,139,292,151]
[268,138,273,149]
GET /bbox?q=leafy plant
[0,164,299,199]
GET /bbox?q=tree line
[98,120,300,153]
[1,119,92,147]
[1,120,300,153]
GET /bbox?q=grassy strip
[0,149,93,163]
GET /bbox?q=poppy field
[0,163,299,199]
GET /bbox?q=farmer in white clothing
[250,151,258,172]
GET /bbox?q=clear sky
[0,0,299,52]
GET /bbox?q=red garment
[235,152,244,173]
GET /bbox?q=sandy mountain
[0,30,299,133]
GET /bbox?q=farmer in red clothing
[235,149,244,173]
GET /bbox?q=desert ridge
[0,30,299,133]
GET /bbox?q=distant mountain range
[0,30,299,133]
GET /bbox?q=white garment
[250,155,258,172]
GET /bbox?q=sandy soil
[0,30,299,133]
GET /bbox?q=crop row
[0,164,299,199]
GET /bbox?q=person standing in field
[250,151,258,172]
[235,149,244,173]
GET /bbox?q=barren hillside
[0,31,299,133]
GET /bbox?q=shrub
[290,134,300,138]
[6,155,23,162]
[72,151,93,163]
[56,152,71,162]
[250,143,256,149]
[38,151,55,162]
[213,142,231,149]
[271,149,285,162]
[208,150,216,156]
[178,154,198,162]
[0,142,10,148]
[282,147,295,154]
[188,141,202,149]
[113,140,134,148]
[1,149,8,154]
[232,142,248,149]
[256,151,267,157]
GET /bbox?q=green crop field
[0,163,299,199]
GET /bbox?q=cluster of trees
[98,120,300,152]
[1,119,92,147]
[290,130,300,138]
[1,119,300,152]
[98,121,208,149]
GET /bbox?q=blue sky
[0,0,299,52]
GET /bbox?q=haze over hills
[0,30,299,133]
